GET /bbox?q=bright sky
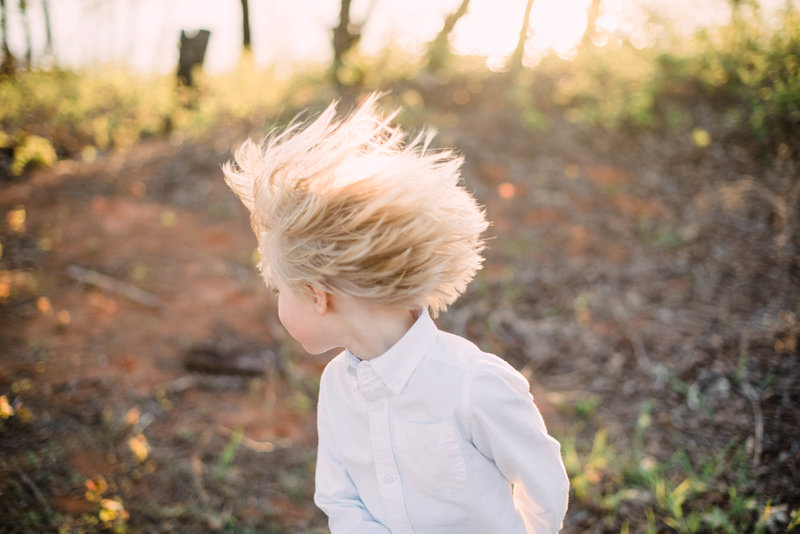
[1,0,787,74]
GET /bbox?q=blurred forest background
[1,0,799,532]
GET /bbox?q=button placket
[357,362,412,532]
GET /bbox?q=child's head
[222,93,488,317]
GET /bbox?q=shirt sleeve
[314,373,391,534]
[467,357,570,534]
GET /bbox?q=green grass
[214,427,244,482]
[510,4,800,152]
[0,56,312,176]
[560,398,781,533]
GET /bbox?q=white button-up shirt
[314,310,569,533]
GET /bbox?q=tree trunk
[19,0,31,68]
[42,0,53,59]
[580,0,602,49]
[177,29,211,87]
[510,0,535,75]
[0,0,15,75]
[331,0,359,84]
[240,0,251,51]
[426,0,471,71]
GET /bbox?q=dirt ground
[1,79,799,533]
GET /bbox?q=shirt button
[383,473,394,484]
[370,401,384,412]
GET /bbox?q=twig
[775,176,800,248]
[15,468,53,514]
[741,383,764,468]
[719,176,795,248]
[191,455,210,504]
[190,429,214,504]
[624,327,653,373]
[217,424,289,453]
[65,264,163,309]
[159,375,200,395]
[487,309,524,348]
[206,503,234,531]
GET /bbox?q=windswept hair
[222,93,488,316]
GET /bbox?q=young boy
[222,94,569,533]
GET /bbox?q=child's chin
[303,343,333,356]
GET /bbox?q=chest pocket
[394,419,468,494]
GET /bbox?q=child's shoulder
[433,330,525,381]
[432,329,483,366]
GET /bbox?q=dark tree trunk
[510,0,535,75]
[240,0,251,51]
[426,0,471,71]
[331,0,360,84]
[19,0,31,68]
[42,0,53,59]
[177,29,211,87]
[0,0,15,75]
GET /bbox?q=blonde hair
[222,93,488,316]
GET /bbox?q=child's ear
[310,286,329,316]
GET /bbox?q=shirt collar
[345,308,438,396]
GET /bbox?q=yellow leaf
[37,236,53,252]
[37,296,53,314]
[6,206,26,234]
[56,310,71,326]
[85,476,108,499]
[671,477,693,504]
[0,395,14,418]
[128,434,150,462]
[124,407,140,426]
[101,499,122,510]
[11,136,57,175]
[99,498,129,524]
[16,405,35,424]
[130,263,148,281]
[98,508,117,522]
[81,146,97,163]
[159,210,176,228]
[692,128,711,148]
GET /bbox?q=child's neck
[337,300,417,361]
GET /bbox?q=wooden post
[241,0,251,51]
[177,29,211,87]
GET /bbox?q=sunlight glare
[8,0,781,74]
[595,0,624,35]
[529,0,592,55]
[451,2,522,57]
[452,0,603,66]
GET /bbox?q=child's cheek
[277,302,293,335]
[277,296,304,342]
